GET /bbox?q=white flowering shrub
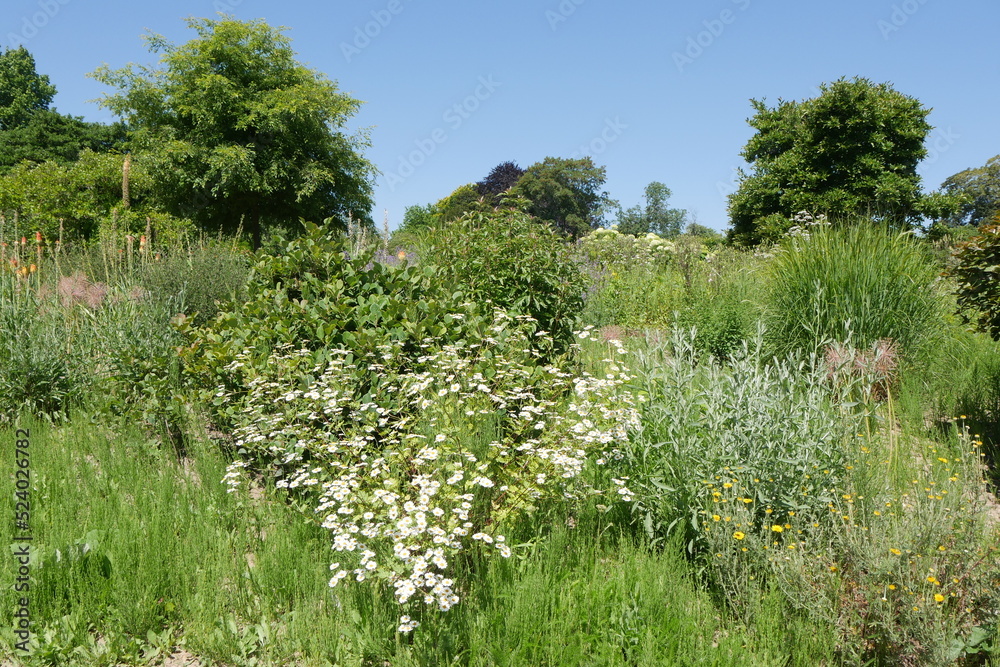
[191,229,641,633]
[576,228,675,271]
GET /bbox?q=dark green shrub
[948,222,1000,339]
[419,206,587,355]
[178,222,510,431]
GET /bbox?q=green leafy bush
[179,224,639,630]
[949,222,1000,340]
[419,206,587,356]
[765,223,945,359]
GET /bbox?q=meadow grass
[0,418,848,666]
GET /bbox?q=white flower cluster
[785,210,831,242]
[577,229,676,271]
[222,460,248,493]
[218,312,640,632]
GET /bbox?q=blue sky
[4,0,998,231]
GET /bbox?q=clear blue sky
[4,0,998,231]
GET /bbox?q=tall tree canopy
[615,181,686,237]
[511,156,610,238]
[475,161,525,205]
[727,77,935,245]
[940,155,1000,228]
[0,109,127,173]
[0,46,56,131]
[91,17,376,246]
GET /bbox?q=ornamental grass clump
[765,223,946,361]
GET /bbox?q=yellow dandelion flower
[712,514,721,522]
[771,525,783,533]
[723,482,733,488]
[888,584,896,590]
[890,548,902,556]
[733,531,746,540]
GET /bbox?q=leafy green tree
[475,160,525,205]
[434,184,484,223]
[91,17,376,247]
[643,182,685,237]
[685,222,722,239]
[614,203,644,235]
[512,157,610,238]
[727,78,935,245]
[398,203,438,233]
[0,46,55,131]
[615,181,685,237]
[0,150,163,240]
[0,110,126,173]
[0,151,117,238]
[940,155,1000,228]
